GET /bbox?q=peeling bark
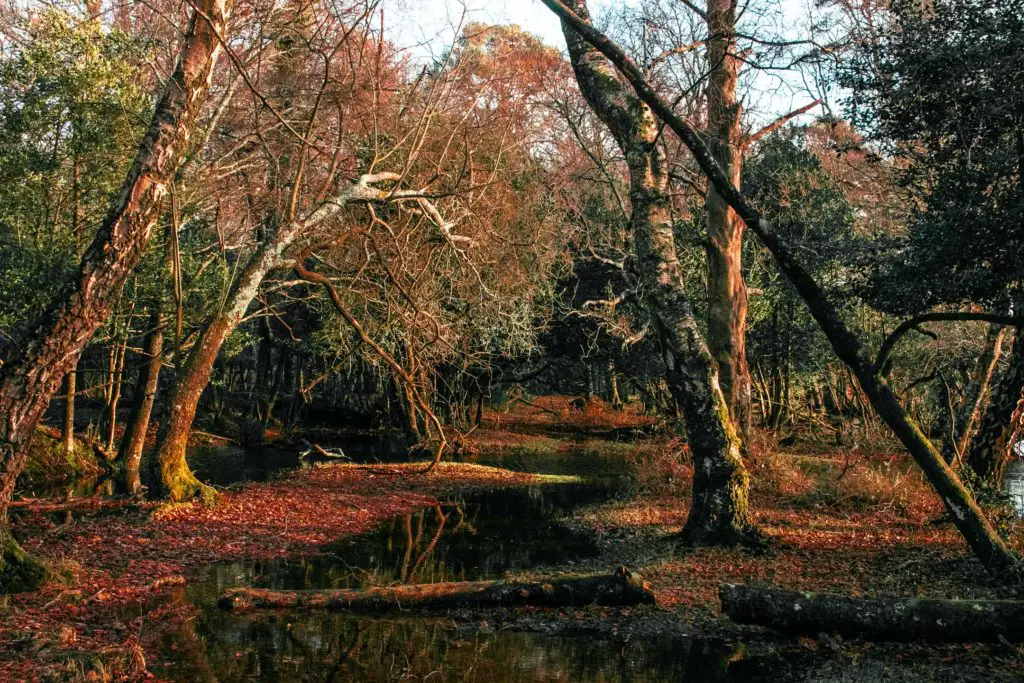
[558,0,758,546]
[0,0,231,593]
[705,0,751,436]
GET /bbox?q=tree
[0,0,232,593]
[556,0,759,547]
[153,12,570,500]
[704,0,752,436]
[843,0,1024,485]
[540,0,1022,577]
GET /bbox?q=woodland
[0,0,1023,680]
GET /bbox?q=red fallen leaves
[0,462,547,681]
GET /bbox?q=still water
[32,436,1022,681]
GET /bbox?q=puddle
[196,483,610,593]
[25,435,1016,680]
[162,481,691,682]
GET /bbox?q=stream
[28,436,1024,680]
[149,441,767,682]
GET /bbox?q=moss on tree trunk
[0,525,47,594]
[558,0,759,546]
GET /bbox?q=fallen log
[719,583,1024,642]
[219,566,655,612]
[9,496,153,514]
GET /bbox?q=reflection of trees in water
[338,490,599,587]
[185,610,740,683]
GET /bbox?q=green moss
[19,428,103,493]
[0,529,47,594]
[160,452,217,505]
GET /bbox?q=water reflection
[171,483,692,682]
[1004,456,1024,515]
[167,611,742,682]
[197,484,609,593]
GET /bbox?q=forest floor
[0,462,567,681]
[3,399,1024,680]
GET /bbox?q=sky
[385,0,828,126]
[387,0,594,59]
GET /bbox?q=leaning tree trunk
[559,0,758,546]
[156,309,243,503]
[539,0,1021,575]
[967,327,1024,486]
[705,0,751,438]
[0,0,230,593]
[154,174,408,500]
[117,312,165,495]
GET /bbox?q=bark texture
[118,314,164,494]
[219,567,655,612]
[539,0,1021,576]
[720,583,1024,642]
[0,0,230,593]
[62,357,78,456]
[967,327,1024,486]
[705,0,751,436]
[558,0,758,546]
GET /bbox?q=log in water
[720,583,1024,642]
[219,566,655,612]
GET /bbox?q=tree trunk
[720,583,1024,642]
[118,313,164,494]
[943,324,1006,464]
[155,313,236,503]
[62,356,78,456]
[609,361,623,409]
[0,0,231,593]
[153,175,412,501]
[539,0,1021,575]
[219,567,655,612]
[103,332,128,454]
[558,0,758,546]
[705,0,751,438]
[967,327,1024,486]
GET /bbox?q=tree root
[160,455,217,506]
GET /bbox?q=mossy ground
[18,427,104,495]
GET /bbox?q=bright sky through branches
[386,0,826,126]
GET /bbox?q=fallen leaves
[0,461,552,680]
